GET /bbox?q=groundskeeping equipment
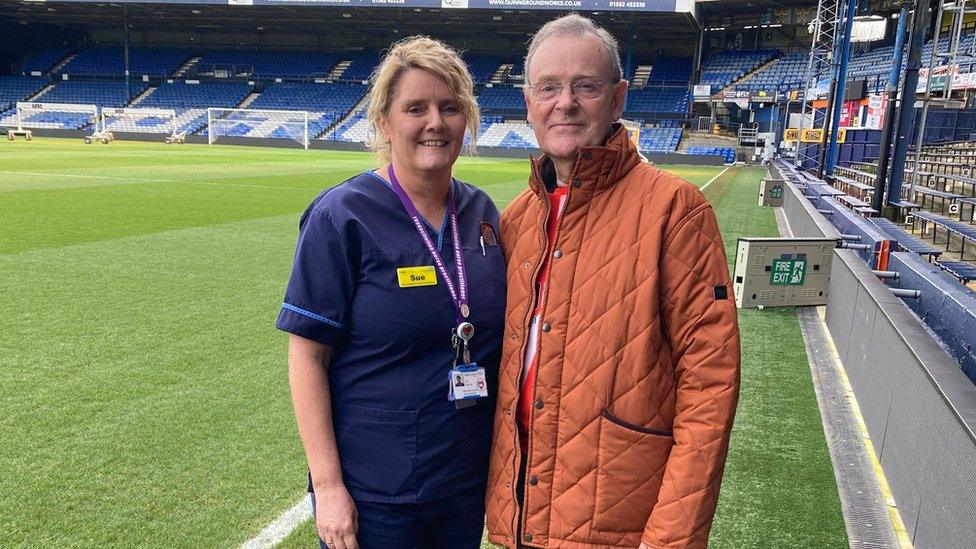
[102,107,178,142]
[733,237,838,308]
[15,101,98,137]
[207,107,309,149]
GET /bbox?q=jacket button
[524,534,534,542]
[572,178,582,188]
[534,399,544,410]
[528,476,539,486]
[583,151,593,160]
[524,261,531,269]
[541,322,551,332]
[552,249,562,259]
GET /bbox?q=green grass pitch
[0,138,845,548]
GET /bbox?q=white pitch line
[700,166,731,192]
[3,171,175,183]
[240,494,312,549]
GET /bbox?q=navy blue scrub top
[276,171,506,504]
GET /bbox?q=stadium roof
[1,2,701,55]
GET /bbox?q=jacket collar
[528,123,641,198]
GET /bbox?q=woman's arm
[288,334,359,549]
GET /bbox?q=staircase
[719,57,779,97]
[26,84,55,102]
[50,53,77,74]
[490,64,513,84]
[237,92,260,109]
[631,65,653,88]
[173,56,201,78]
[327,60,352,81]
[128,86,156,107]
[318,92,370,139]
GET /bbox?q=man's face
[524,33,628,166]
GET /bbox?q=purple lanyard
[387,165,470,324]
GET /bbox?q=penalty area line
[241,494,313,549]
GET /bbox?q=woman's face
[380,68,467,178]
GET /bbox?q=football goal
[101,107,178,139]
[15,102,98,131]
[207,107,309,149]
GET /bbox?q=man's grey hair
[523,13,623,86]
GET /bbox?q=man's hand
[314,485,359,549]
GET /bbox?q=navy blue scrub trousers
[310,483,486,549]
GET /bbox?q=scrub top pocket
[333,404,419,498]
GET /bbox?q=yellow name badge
[397,266,438,288]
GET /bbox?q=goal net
[16,102,98,130]
[207,107,309,149]
[102,107,178,137]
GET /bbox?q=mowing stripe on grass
[240,495,312,549]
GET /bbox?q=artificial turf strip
[0,139,843,547]
[706,168,847,549]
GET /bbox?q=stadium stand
[699,49,778,94]
[637,127,682,153]
[646,57,693,86]
[193,51,340,79]
[0,76,49,113]
[688,146,736,163]
[735,51,807,92]
[339,53,381,82]
[34,80,147,108]
[130,81,252,135]
[60,48,191,78]
[478,121,538,148]
[244,82,367,138]
[18,48,69,74]
[477,86,525,112]
[464,55,502,85]
[624,87,690,117]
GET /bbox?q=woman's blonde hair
[366,35,480,163]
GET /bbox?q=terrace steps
[27,83,55,102]
[237,92,261,109]
[50,53,77,74]
[129,86,157,107]
[719,57,779,97]
[318,92,370,139]
[632,65,653,88]
[490,64,512,84]
[173,56,201,78]
[328,60,352,81]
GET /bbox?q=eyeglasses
[526,79,609,102]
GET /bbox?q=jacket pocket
[333,404,418,497]
[592,410,674,533]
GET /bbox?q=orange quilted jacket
[485,126,740,548]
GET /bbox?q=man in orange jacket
[485,14,741,549]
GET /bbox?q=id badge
[448,363,489,401]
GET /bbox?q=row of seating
[687,146,735,163]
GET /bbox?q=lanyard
[388,165,470,324]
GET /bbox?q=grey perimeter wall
[783,178,976,548]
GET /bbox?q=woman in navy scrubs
[276,36,505,549]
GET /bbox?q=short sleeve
[275,206,356,345]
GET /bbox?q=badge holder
[449,322,488,409]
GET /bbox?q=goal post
[16,102,98,130]
[101,107,178,138]
[207,107,309,149]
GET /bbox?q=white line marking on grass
[700,166,731,192]
[1,171,309,191]
[3,171,176,183]
[241,495,312,549]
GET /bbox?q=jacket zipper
[511,161,552,544]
